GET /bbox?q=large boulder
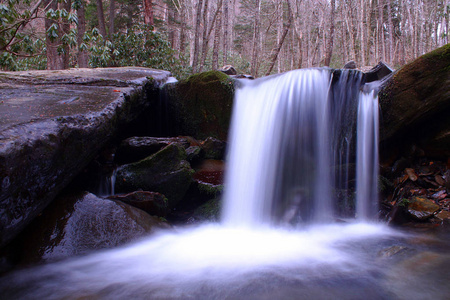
[159,71,234,140]
[378,44,450,157]
[115,143,194,207]
[6,192,168,265]
[0,67,171,247]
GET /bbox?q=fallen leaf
[405,168,418,181]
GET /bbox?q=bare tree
[323,0,335,66]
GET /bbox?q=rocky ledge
[0,67,171,247]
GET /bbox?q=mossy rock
[378,44,450,156]
[161,71,234,140]
[189,198,222,223]
[115,144,194,208]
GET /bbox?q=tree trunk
[109,0,115,39]
[222,0,229,65]
[143,0,154,26]
[198,0,210,72]
[212,9,222,70]
[324,0,335,66]
[386,0,394,64]
[45,0,62,70]
[250,0,261,77]
[77,0,89,68]
[60,0,71,69]
[192,0,204,73]
[96,0,107,37]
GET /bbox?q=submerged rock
[115,143,194,208]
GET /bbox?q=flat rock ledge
[0,67,171,247]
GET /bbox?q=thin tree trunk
[45,0,62,70]
[77,0,88,68]
[324,0,335,66]
[250,0,261,77]
[61,0,71,69]
[222,0,229,65]
[266,1,293,75]
[192,0,204,72]
[96,0,107,37]
[386,0,394,64]
[178,2,186,57]
[109,0,115,39]
[212,9,222,69]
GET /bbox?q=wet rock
[435,210,450,221]
[230,74,254,79]
[188,198,222,223]
[201,137,227,160]
[115,143,194,208]
[384,251,450,300]
[115,136,190,164]
[378,245,408,258]
[219,65,237,75]
[0,67,171,247]
[108,191,169,217]
[406,196,440,220]
[159,71,234,140]
[13,192,168,264]
[364,61,393,82]
[186,146,203,163]
[343,60,357,69]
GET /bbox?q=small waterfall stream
[3,68,447,300]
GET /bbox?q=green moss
[164,71,235,140]
[398,198,410,208]
[192,198,222,222]
[197,182,224,197]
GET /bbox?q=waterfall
[222,68,379,226]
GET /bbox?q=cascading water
[5,68,447,300]
[223,68,376,226]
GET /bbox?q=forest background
[1,0,449,79]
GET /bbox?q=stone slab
[0,67,171,247]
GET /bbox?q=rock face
[159,71,234,140]
[115,143,194,208]
[379,44,450,156]
[0,67,171,247]
[16,192,168,263]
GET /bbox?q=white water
[356,90,379,219]
[2,69,414,300]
